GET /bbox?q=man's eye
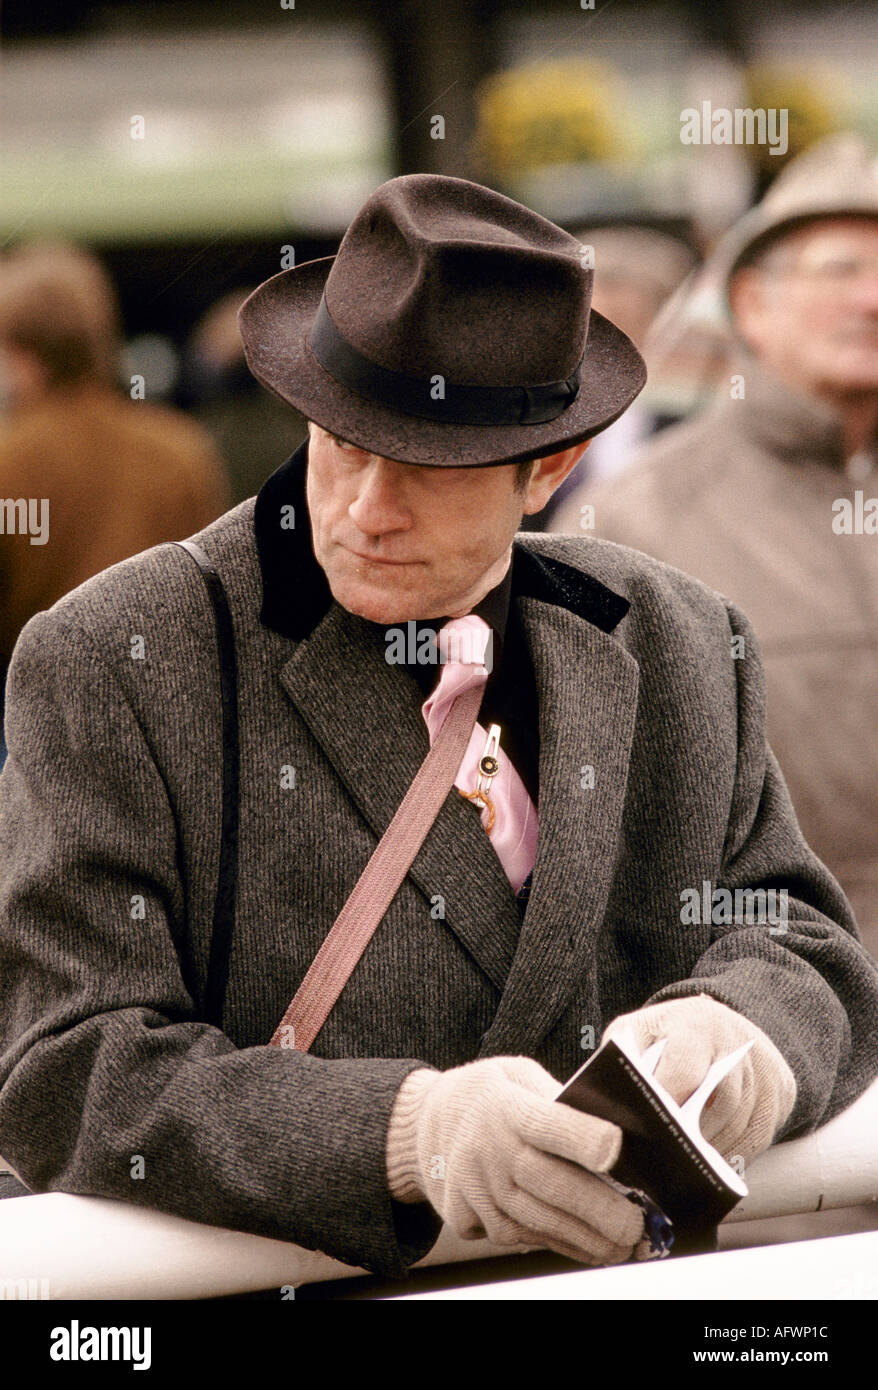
[811,258,861,279]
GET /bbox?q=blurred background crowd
[1,0,877,974]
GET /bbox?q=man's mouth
[836,326,878,345]
[344,546,420,567]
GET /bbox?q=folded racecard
[556,1032,753,1256]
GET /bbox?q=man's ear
[521,440,591,515]
[727,268,768,354]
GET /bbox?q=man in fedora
[1,174,877,1281]
[553,135,878,962]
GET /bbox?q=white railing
[0,1077,876,1300]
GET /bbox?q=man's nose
[854,276,878,315]
[844,265,878,313]
[348,458,411,535]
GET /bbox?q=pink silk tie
[421,614,538,894]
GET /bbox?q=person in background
[551,135,878,959]
[181,288,308,507]
[521,225,695,531]
[0,242,230,768]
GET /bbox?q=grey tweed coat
[1,447,877,1279]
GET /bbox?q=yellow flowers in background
[473,59,633,177]
[743,65,840,176]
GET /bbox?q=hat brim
[238,257,647,467]
[716,206,878,293]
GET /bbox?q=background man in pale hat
[1,175,876,1279]
[553,134,878,961]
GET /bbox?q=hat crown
[762,133,878,223]
[323,174,591,388]
[237,172,647,467]
[721,134,878,284]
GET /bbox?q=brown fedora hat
[238,174,646,467]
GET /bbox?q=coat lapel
[278,584,640,1045]
[278,602,523,992]
[478,594,640,1058]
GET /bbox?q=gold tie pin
[460,723,501,834]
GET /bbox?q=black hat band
[308,292,582,427]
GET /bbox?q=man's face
[590,276,661,353]
[306,424,581,624]
[730,219,878,396]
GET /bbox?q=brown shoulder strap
[270,682,484,1053]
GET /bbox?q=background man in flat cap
[1,174,876,1279]
[553,135,878,961]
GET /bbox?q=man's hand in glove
[602,992,797,1165]
[385,1055,644,1266]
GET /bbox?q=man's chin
[329,575,433,626]
[823,351,878,390]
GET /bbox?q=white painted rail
[725,1074,878,1222]
[393,1230,878,1300]
[0,1077,876,1299]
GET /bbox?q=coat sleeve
[0,607,441,1279]
[644,599,878,1141]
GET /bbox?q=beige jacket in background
[552,363,878,957]
[0,380,230,662]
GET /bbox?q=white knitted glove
[602,993,797,1165]
[385,1055,644,1266]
